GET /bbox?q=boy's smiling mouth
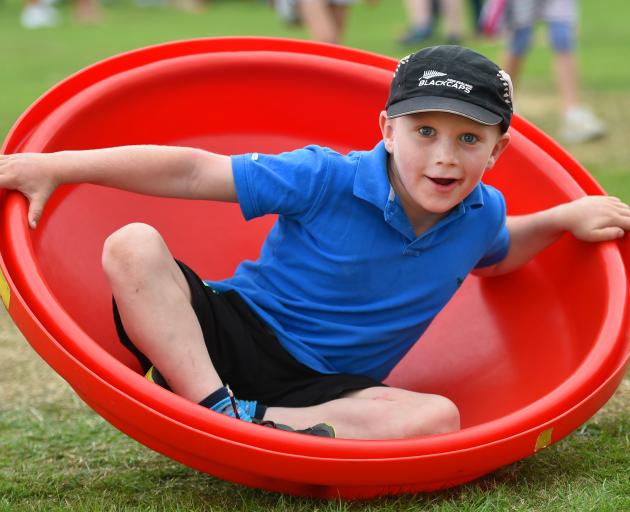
[427,177,458,187]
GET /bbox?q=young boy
[2,45,629,440]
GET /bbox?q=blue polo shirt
[207,142,509,381]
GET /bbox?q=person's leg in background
[502,24,533,86]
[73,0,103,24]
[298,0,351,44]
[398,0,462,46]
[548,19,606,143]
[503,0,606,144]
[441,0,462,44]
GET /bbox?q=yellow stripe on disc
[0,268,10,310]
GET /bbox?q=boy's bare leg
[102,223,460,438]
[102,222,222,403]
[263,387,461,439]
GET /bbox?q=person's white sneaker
[561,106,607,144]
[20,3,59,29]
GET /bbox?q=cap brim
[386,96,502,126]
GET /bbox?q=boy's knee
[402,394,460,437]
[102,223,164,278]
[427,395,460,435]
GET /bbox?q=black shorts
[113,260,383,407]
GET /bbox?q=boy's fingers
[612,212,630,230]
[28,207,41,229]
[27,195,46,229]
[589,227,625,242]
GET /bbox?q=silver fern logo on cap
[421,70,448,80]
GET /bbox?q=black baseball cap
[386,45,513,132]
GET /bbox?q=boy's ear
[379,111,394,153]
[486,132,510,170]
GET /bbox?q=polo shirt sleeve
[230,145,331,222]
[475,186,510,268]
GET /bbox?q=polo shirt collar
[353,141,391,210]
[462,181,484,210]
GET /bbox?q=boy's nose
[432,139,459,167]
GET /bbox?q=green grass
[1,0,629,510]
[1,366,628,512]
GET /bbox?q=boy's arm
[0,145,235,229]
[473,196,630,277]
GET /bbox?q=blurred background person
[74,0,103,23]
[21,0,103,28]
[169,0,207,13]
[299,0,356,44]
[398,0,462,45]
[274,0,300,24]
[468,0,483,35]
[274,0,377,45]
[21,0,59,28]
[502,0,606,144]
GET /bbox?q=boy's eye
[460,133,479,144]
[419,126,435,137]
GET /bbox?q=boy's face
[379,110,510,224]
